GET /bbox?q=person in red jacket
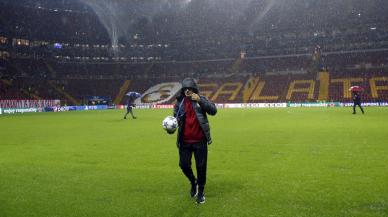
[173,78,217,204]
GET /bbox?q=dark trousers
[179,140,208,192]
[353,101,364,114]
[124,106,134,118]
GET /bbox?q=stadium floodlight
[54,43,62,49]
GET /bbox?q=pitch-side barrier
[2,102,388,115]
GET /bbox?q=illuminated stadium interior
[1,0,388,104]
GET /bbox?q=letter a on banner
[286,80,315,100]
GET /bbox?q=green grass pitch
[1,107,388,217]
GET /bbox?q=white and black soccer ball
[162,116,178,134]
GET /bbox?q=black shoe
[132,116,137,119]
[124,116,127,119]
[352,112,356,114]
[190,182,198,198]
[196,192,205,204]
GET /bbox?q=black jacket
[173,78,217,147]
[352,92,361,103]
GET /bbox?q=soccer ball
[162,116,178,134]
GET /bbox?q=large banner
[288,102,341,107]
[223,103,287,108]
[0,100,60,109]
[1,108,38,114]
[342,102,388,107]
[62,105,109,111]
[136,82,181,104]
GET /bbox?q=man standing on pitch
[352,91,365,114]
[174,78,217,204]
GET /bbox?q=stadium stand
[1,0,388,105]
[2,55,388,104]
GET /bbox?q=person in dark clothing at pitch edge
[352,91,365,114]
[174,78,217,204]
[124,92,141,119]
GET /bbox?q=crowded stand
[1,0,388,107]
